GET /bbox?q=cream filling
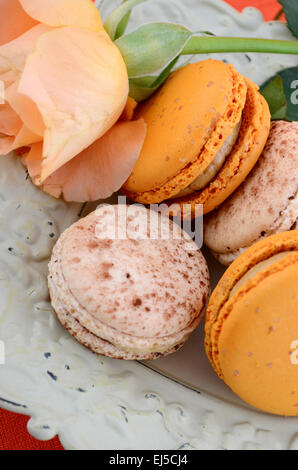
[229,251,292,298]
[171,119,242,199]
[116,332,188,355]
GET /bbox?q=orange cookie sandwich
[205,231,298,416]
[122,59,271,218]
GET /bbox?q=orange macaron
[123,59,271,218]
[205,231,298,416]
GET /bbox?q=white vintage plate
[0,0,297,451]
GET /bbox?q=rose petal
[24,119,146,202]
[21,141,42,180]
[13,124,41,149]
[0,103,22,136]
[19,27,129,181]
[19,0,104,31]
[0,24,51,76]
[0,134,14,154]
[6,81,45,136]
[0,70,18,88]
[0,0,38,46]
[0,124,41,155]
[120,97,138,122]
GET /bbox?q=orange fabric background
[0,0,285,451]
[226,0,283,20]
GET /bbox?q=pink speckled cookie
[204,121,298,265]
[48,205,210,360]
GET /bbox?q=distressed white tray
[0,0,298,450]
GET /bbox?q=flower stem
[274,8,284,21]
[182,36,298,55]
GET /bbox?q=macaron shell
[217,257,298,416]
[204,120,298,253]
[123,59,247,198]
[170,78,271,217]
[205,231,298,373]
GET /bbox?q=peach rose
[0,0,146,201]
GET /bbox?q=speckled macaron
[48,204,210,360]
[205,231,298,416]
[122,59,270,218]
[204,121,298,265]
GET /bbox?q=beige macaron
[48,204,210,360]
[204,121,298,265]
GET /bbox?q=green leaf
[115,11,131,40]
[115,23,192,78]
[279,67,298,121]
[260,66,298,121]
[104,0,147,41]
[129,77,157,102]
[129,57,179,101]
[278,0,298,38]
[260,75,287,120]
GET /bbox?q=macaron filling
[171,119,242,199]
